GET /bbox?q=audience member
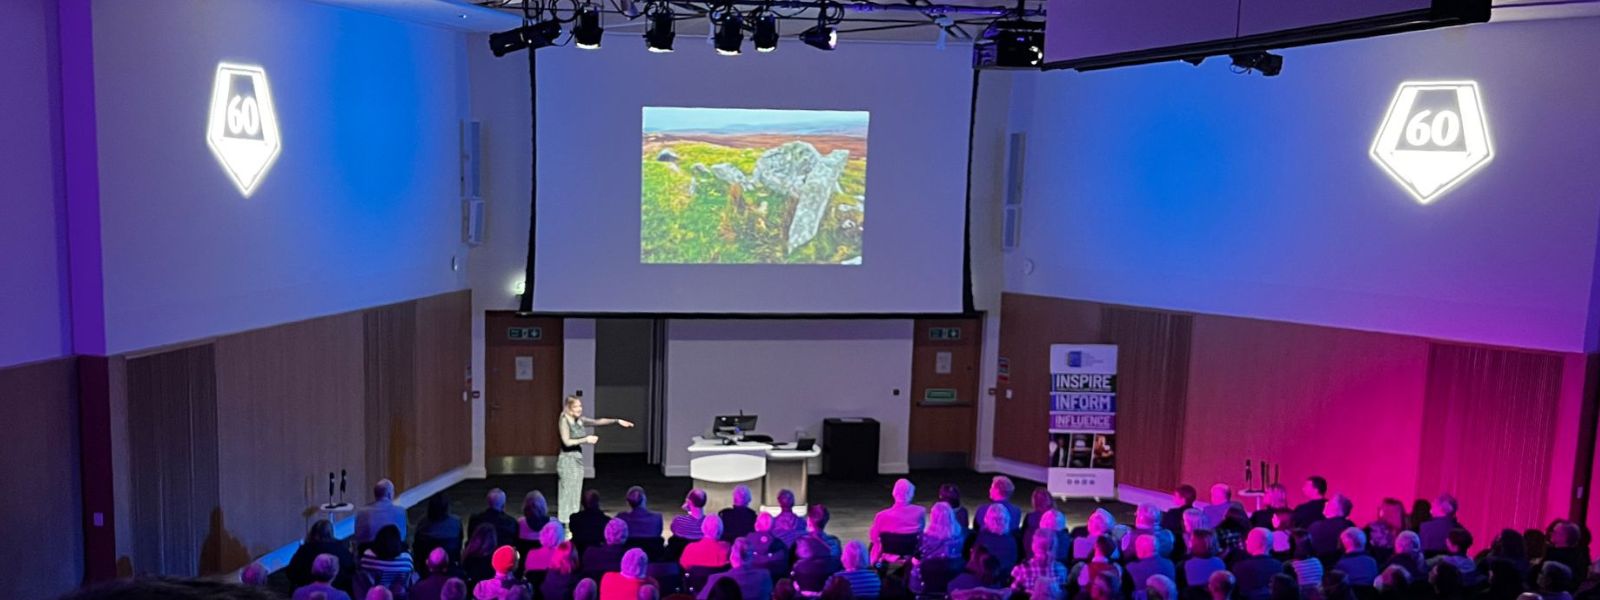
[820,575,854,600]
[793,535,845,595]
[1123,504,1165,558]
[1088,572,1119,600]
[1483,530,1533,581]
[1321,570,1356,600]
[828,541,882,600]
[682,514,733,570]
[1422,495,1463,556]
[1433,529,1483,588]
[542,542,584,600]
[1387,531,1427,583]
[572,490,611,554]
[441,578,468,600]
[702,539,774,600]
[972,476,1022,535]
[1410,500,1434,533]
[290,519,357,592]
[1309,494,1356,564]
[464,523,502,585]
[1434,562,1470,600]
[1292,477,1330,530]
[1208,570,1237,600]
[807,504,843,558]
[974,501,1019,573]
[584,519,631,577]
[1184,531,1228,593]
[639,585,660,600]
[920,501,966,562]
[1334,528,1380,586]
[1233,529,1285,600]
[1203,484,1234,532]
[719,485,760,542]
[1181,509,1208,557]
[1021,487,1056,542]
[1040,509,1076,563]
[617,486,664,542]
[705,577,744,600]
[575,577,600,600]
[1482,559,1530,600]
[411,548,455,600]
[948,546,1004,593]
[358,525,415,597]
[526,521,567,572]
[1147,575,1180,600]
[366,586,395,600]
[1216,504,1251,559]
[939,483,970,535]
[601,549,659,600]
[294,554,354,600]
[1366,498,1407,563]
[1165,485,1200,535]
[1546,522,1593,589]
[742,512,789,579]
[1287,531,1324,592]
[416,493,465,564]
[471,489,521,550]
[1127,535,1176,600]
[1072,535,1125,595]
[774,578,798,600]
[868,478,926,560]
[1540,562,1576,600]
[773,489,808,545]
[518,491,553,550]
[1252,485,1290,530]
[1034,573,1068,600]
[355,480,408,548]
[1268,574,1299,600]
[1572,562,1600,600]
[1013,530,1069,593]
[1376,566,1413,599]
[1074,509,1120,563]
[239,562,268,588]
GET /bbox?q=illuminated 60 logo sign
[1370,81,1492,204]
[206,63,281,197]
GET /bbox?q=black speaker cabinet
[822,418,879,480]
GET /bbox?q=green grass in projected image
[641,107,868,265]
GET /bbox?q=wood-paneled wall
[998,292,1591,540]
[116,290,472,575]
[0,357,85,599]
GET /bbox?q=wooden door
[485,313,564,473]
[909,318,982,468]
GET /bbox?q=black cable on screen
[960,68,978,314]
[520,7,539,313]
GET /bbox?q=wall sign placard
[1047,344,1118,498]
[507,326,543,341]
[206,63,281,197]
[1371,81,1492,204]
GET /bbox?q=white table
[688,436,822,511]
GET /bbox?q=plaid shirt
[1011,558,1067,591]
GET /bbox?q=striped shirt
[1289,558,1323,588]
[830,569,882,600]
[672,514,706,540]
[359,551,414,590]
[1012,559,1068,592]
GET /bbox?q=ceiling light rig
[480,0,1044,57]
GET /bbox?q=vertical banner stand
[1046,344,1119,500]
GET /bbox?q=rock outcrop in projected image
[751,141,850,254]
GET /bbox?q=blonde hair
[565,395,583,408]
[926,502,961,541]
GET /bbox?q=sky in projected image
[642,107,869,265]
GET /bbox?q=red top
[679,540,732,570]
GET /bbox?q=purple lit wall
[1009,17,1600,353]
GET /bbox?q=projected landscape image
[642,107,868,265]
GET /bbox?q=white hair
[842,540,870,570]
[374,479,395,500]
[541,521,566,547]
[311,553,340,581]
[622,548,649,579]
[1341,527,1367,551]
[1211,484,1232,502]
[893,479,915,503]
[701,514,723,540]
[240,562,269,586]
[605,518,630,545]
[488,488,507,510]
[733,484,753,506]
[926,502,961,540]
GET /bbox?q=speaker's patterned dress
[558,414,589,524]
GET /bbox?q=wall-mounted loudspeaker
[463,198,485,246]
[1002,132,1026,252]
[460,120,482,198]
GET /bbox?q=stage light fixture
[972,19,1043,69]
[800,23,837,50]
[714,11,744,55]
[753,14,779,52]
[573,6,605,49]
[1230,51,1283,76]
[644,8,676,52]
[489,20,563,56]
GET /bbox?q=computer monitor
[713,414,758,438]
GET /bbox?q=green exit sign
[928,327,962,341]
[507,326,542,341]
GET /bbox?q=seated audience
[1431,529,1483,588]
[1203,484,1235,533]
[939,483,971,536]
[1216,504,1252,559]
[1040,510,1076,563]
[919,501,966,562]
[640,585,660,600]
[1287,531,1324,592]
[1292,477,1330,530]
[1335,528,1380,587]
[473,545,527,599]
[463,523,502,585]
[1268,574,1299,600]
[1180,508,1208,555]
[416,494,465,565]
[719,485,760,542]
[295,553,355,600]
[575,578,600,600]
[240,562,269,588]
[1309,494,1357,564]
[1376,566,1413,600]
[869,478,926,560]
[1433,562,1470,600]
[772,489,808,546]
[1123,504,1166,558]
[358,525,415,597]
[584,519,631,578]
[1165,485,1200,534]
[1540,562,1577,600]
[290,520,357,592]
[1483,559,1530,600]
[1208,570,1237,600]
[742,512,789,579]
[948,546,1004,593]
[1232,529,1284,600]
[1421,494,1463,556]
[571,490,611,555]
[1012,531,1069,594]
[1147,575,1181,600]
[1074,509,1120,563]
[1071,535,1124,594]
[1251,485,1289,530]
[1366,498,1407,563]
[681,514,733,570]
[526,521,567,573]
[820,575,854,600]
[1321,570,1356,600]
[542,542,585,600]
[1184,531,1228,592]
[705,577,744,600]
[442,578,469,600]
[411,548,456,600]
[792,535,845,595]
[601,549,659,600]
[1387,531,1427,583]
[1088,572,1119,600]
[1021,487,1056,542]
[973,502,1019,573]
[1546,522,1593,589]
[1482,530,1532,581]
[972,476,1022,535]
[518,491,553,552]
[668,489,709,561]
[702,539,775,600]
[356,479,408,549]
[828,541,883,600]
[470,489,521,550]
[807,504,843,558]
[1127,535,1177,600]
[617,486,665,542]
[1036,574,1068,600]
[368,586,396,600]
